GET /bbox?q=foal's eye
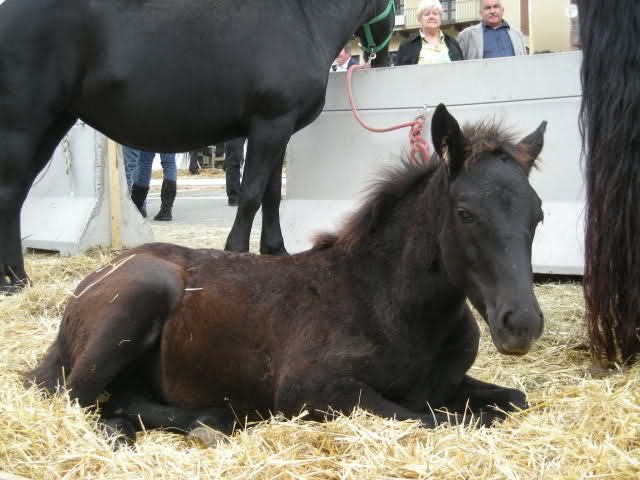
[457,208,474,223]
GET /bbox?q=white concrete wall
[283,51,584,274]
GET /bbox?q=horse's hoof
[260,246,289,256]
[0,285,20,296]
[0,281,28,296]
[187,425,227,447]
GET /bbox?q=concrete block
[21,122,153,255]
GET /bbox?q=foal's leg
[447,375,527,415]
[434,310,527,422]
[225,115,293,253]
[0,113,77,293]
[104,387,235,436]
[276,375,481,429]
[64,260,184,407]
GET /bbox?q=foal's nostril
[500,310,514,330]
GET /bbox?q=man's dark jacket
[398,32,463,65]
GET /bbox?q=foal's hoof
[101,418,136,449]
[504,388,528,412]
[476,409,510,427]
[188,425,227,447]
[488,387,528,414]
[478,389,528,427]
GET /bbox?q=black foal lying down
[26,105,547,444]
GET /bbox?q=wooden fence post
[107,139,122,250]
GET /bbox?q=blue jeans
[122,145,140,191]
[128,150,177,186]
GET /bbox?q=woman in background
[398,0,463,65]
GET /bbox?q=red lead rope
[345,63,431,163]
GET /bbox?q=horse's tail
[24,334,68,394]
[579,0,640,364]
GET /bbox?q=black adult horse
[0,0,394,293]
[27,105,547,443]
[577,0,640,364]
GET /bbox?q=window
[441,0,455,24]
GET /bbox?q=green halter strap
[359,0,396,55]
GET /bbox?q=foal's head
[432,104,547,355]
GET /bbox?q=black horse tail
[24,335,68,394]
[578,0,640,363]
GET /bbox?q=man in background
[331,44,358,72]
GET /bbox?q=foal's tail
[24,335,68,394]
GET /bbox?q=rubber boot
[154,179,176,221]
[130,184,149,218]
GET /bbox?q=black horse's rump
[577,0,640,364]
[0,0,394,293]
[26,105,547,444]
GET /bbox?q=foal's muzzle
[492,306,544,355]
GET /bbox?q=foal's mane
[461,119,534,173]
[312,119,533,252]
[312,152,441,251]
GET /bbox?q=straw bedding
[1,225,638,479]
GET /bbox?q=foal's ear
[519,121,547,173]
[431,104,465,178]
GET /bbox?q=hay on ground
[1,227,638,479]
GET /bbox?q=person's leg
[188,150,200,175]
[159,152,177,182]
[154,153,177,221]
[130,150,154,218]
[122,146,140,192]
[133,151,155,187]
[224,137,245,206]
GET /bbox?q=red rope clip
[345,64,431,163]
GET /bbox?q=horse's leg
[259,146,288,255]
[225,117,293,253]
[0,113,77,294]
